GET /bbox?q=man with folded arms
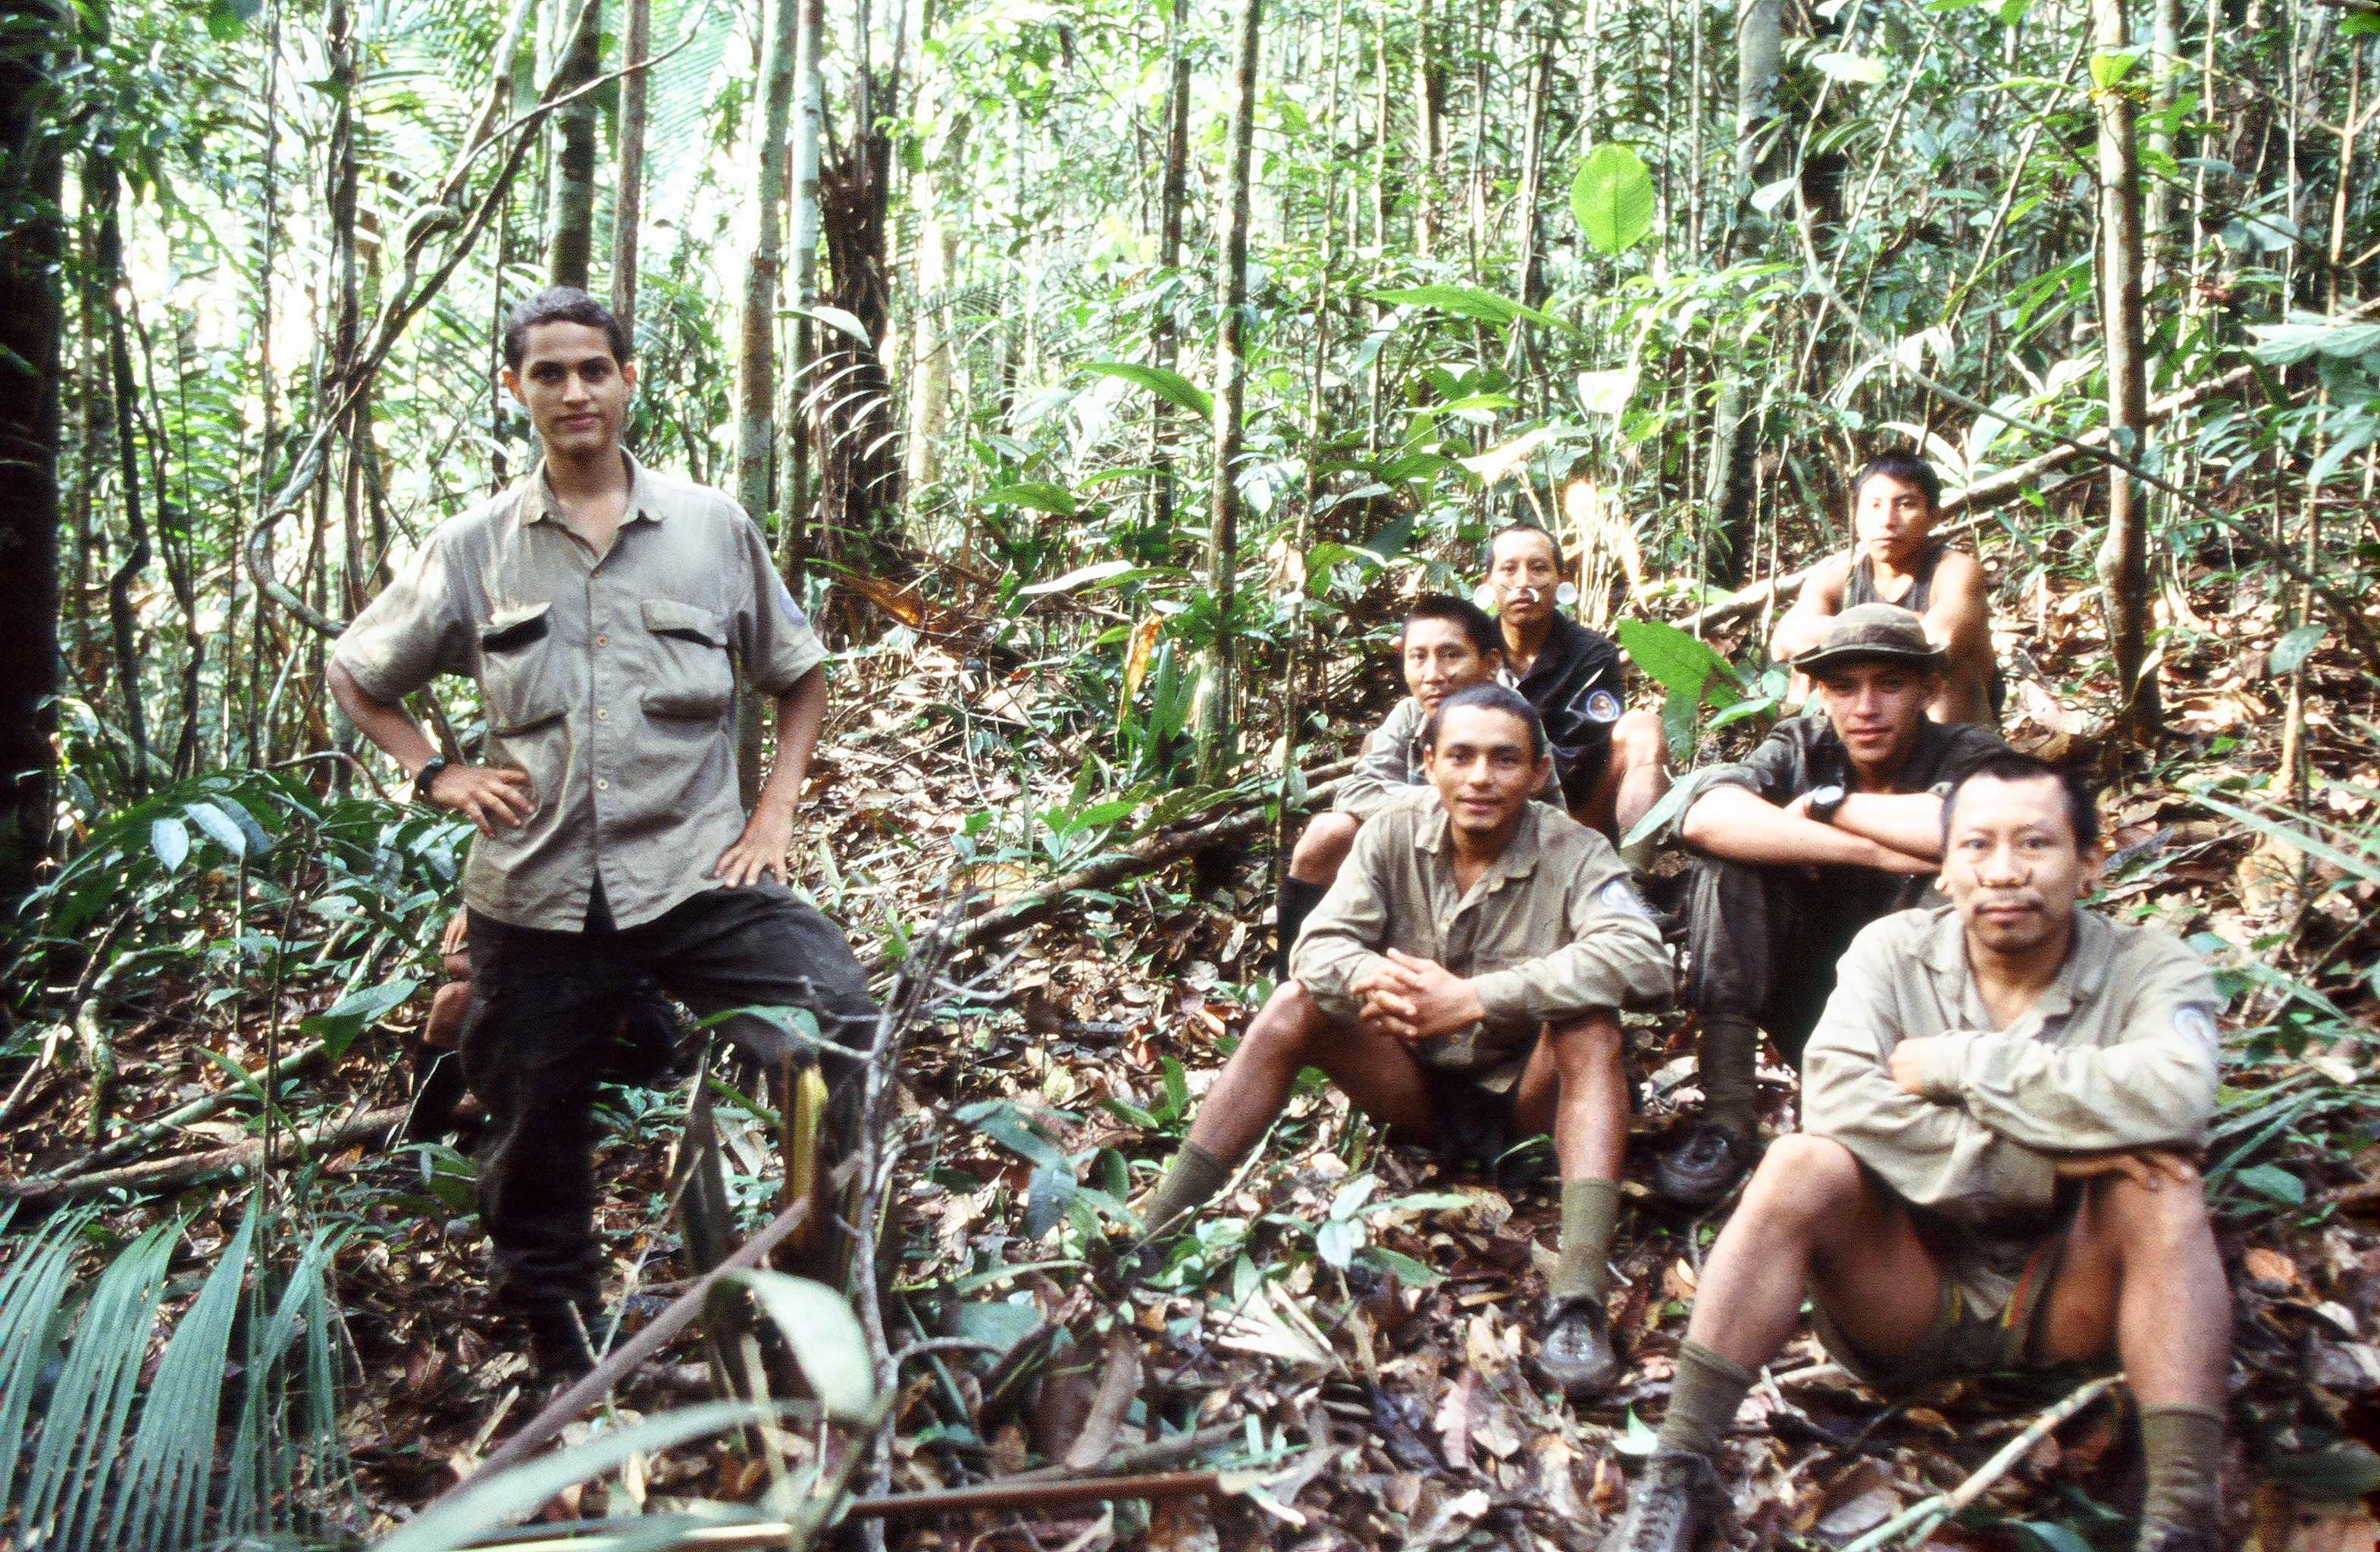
[1141,685,1674,1400]
[1611,754,2231,1552]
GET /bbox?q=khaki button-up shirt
[330,451,827,931]
[1332,697,1563,820]
[1803,903,2224,1313]
[1292,787,1674,1090]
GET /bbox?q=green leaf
[1019,559,1136,596]
[1570,144,1656,255]
[300,976,420,1059]
[205,0,262,40]
[1083,361,1214,421]
[2345,11,2380,36]
[183,799,247,859]
[1616,619,1729,702]
[2013,1524,2097,1552]
[978,481,1077,515]
[149,816,189,872]
[791,304,872,344]
[1314,1216,1362,1270]
[2231,1162,2306,1205]
[2270,624,2326,676]
[1813,51,1887,84]
[1370,284,1558,330]
[1620,771,1699,849]
[715,1270,878,1420]
[2089,50,2140,89]
[1024,1159,1077,1237]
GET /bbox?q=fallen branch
[1839,1372,2125,1551]
[1,1103,406,1202]
[25,1039,328,1182]
[846,1469,1219,1520]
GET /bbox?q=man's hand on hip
[1352,949,1488,1044]
[427,765,537,838]
[713,802,797,887]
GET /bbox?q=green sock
[1142,1141,1230,1236]
[1548,1178,1622,1301]
[1656,1340,1758,1459]
[2139,1403,2225,1527]
[1696,1015,1762,1141]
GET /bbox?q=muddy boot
[1654,1125,1757,1209]
[1603,1449,1729,1552]
[1656,1015,1761,1209]
[1535,1294,1620,1402]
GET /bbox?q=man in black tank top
[1772,451,1997,726]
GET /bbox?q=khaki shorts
[1807,1236,2072,1394]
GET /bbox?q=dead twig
[0,1102,406,1202]
[1839,1372,2125,1550]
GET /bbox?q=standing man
[1655,605,2005,1207]
[327,286,880,1378]
[1611,755,2231,1552]
[1482,523,1670,849]
[1141,686,1674,1400]
[1770,451,1998,725]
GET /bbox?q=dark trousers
[460,880,878,1311]
[1681,857,1903,1065]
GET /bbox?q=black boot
[1654,1125,1758,1209]
[1603,1449,1729,1552]
[1536,1295,1621,1402]
[1274,878,1329,983]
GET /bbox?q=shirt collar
[1924,903,2113,1020]
[1415,793,1544,884]
[518,448,661,527]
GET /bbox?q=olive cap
[1792,602,1946,675]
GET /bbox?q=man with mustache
[1610,753,2231,1552]
[1483,524,1671,848]
[1140,686,1674,1400]
[1274,595,1558,980]
[328,286,879,1378]
[1654,605,2006,1207]
[1770,450,1999,726]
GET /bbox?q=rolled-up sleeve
[331,529,470,704]
[731,509,828,697]
[1470,853,1673,1024]
[1921,947,2222,1153]
[1290,818,1398,1021]
[1332,701,1421,819]
[1803,924,2058,1219]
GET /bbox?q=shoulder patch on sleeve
[1599,876,1653,920]
[2172,1005,2220,1053]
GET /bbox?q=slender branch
[1840,1373,2124,1552]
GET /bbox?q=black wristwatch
[1806,783,1849,824]
[415,756,453,806]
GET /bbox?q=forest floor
[8,555,2380,1551]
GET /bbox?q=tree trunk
[611,0,650,339]
[778,0,823,584]
[1150,0,1192,535]
[1514,33,1552,308]
[0,0,64,907]
[903,108,967,512]
[1578,0,1604,152]
[1198,0,1262,787]
[546,0,603,289]
[2093,0,2159,748]
[2144,0,2179,285]
[1735,0,1784,205]
[1412,0,1442,258]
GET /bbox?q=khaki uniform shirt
[1332,697,1562,819]
[331,451,827,932]
[1292,787,1674,1090]
[1802,904,2224,1316]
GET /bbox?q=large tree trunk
[1411,0,1442,257]
[1150,0,1192,534]
[815,86,903,568]
[778,0,823,584]
[610,0,650,339]
[0,0,64,908]
[546,0,603,288]
[1197,0,1261,787]
[902,105,967,512]
[2093,0,2159,748]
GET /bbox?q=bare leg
[1288,812,1360,887]
[1927,603,1997,726]
[1182,984,1438,1164]
[1684,1134,1945,1372]
[2031,1172,2229,1408]
[1511,1012,1630,1183]
[1608,710,1672,842]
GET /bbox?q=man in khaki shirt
[1140,685,1673,1400]
[327,286,878,1378]
[1611,753,2231,1552]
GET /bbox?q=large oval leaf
[1571,144,1656,255]
[149,817,189,873]
[1082,361,1213,421]
[716,1270,878,1421]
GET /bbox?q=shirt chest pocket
[478,602,568,735]
[640,598,734,720]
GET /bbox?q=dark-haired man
[1655,604,2006,1206]
[1611,755,2231,1552]
[327,286,880,1378]
[1771,451,1997,725]
[1142,685,1674,1400]
[1483,524,1670,846]
[1275,595,1557,979]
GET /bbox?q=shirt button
[596,708,609,721]
[596,634,609,647]
[597,778,610,791]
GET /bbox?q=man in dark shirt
[1483,524,1669,849]
[1655,604,2006,1206]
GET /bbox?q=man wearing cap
[1274,594,1560,980]
[1483,523,1671,846]
[1770,450,1999,725]
[1610,753,2231,1552]
[1652,603,2006,1207]
[1138,685,1674,1401]
[327,286,880,1378]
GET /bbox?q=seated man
[1770,450,1997,726]
[1483,523,1671,846]
[1140,686,1674,1399]
[1611,754,2231,1552]
[1656,604,2006,1207]
[1276,595,1556,979]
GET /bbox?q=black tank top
[1844,543,1946,612]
